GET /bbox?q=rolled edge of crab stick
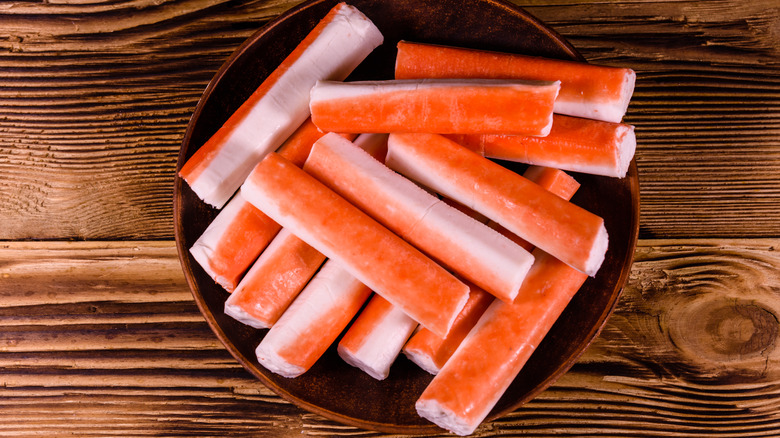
[309,78,560,136]
[240,152,469,337]
[386,133,608,277]
[187,119,353,293]
[416,248,588,435]
[303,133,534,302]
[189,189,281,292]
[395,40,635,123]
[403,166,580,374]
[223,228,326,329]
[450,114,636,178]
[255,259,372,378]
[337,295,418,380]
[178,3,383,208]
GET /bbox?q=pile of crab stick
[178,2,638,435]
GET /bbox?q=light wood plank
[0,240,778,436]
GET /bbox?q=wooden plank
[0,240,778,436]
[0,0,778,240]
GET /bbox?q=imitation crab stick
[449,114,636,178]
[187,119,353,292]
[309,78,560,136]
[255,260,372,378]
[178,3,383,208]
[403,166,580,375]
[303,133,534,302]
[395,40,635,123]
[223,228,326,329]
[416,249,589,436]
[386,133,608,277]
[337,295,418,380]
[240,153,469,337]
[188,189,280,292]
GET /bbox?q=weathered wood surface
[0,0,778,240]
[0,240,778,436]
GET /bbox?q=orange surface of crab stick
[395,40,635,123]
[403,165,580,374]
[450,114,636,178]
[416,248,588,435]
[187,119,351,293]
[189,189,281,292]
[309,78,560,136]
[304,133,534,302]
[241,152,470,337]
[255,260,372,378]
[223,228,326,329]
[178,3,383,208]
[337,295,418,380]
[386,133,608,277]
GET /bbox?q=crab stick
[304,133,534,302]
[189,189,281,292]
[223,228,326,328]
[386,133,607,277]
[395,40,635,123]
[179,3,383,208]
[241,153,469,337]
[403,166,580,374]
[449,114,636,178]
[187,119,353,293]
[416,249,588,435]
[337,295,418,380]
[255,260,372,378]
[309,78,560,136]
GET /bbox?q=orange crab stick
[337,295,418,380]
[386,133,608,277]
[187,119,354,292]
[449,114,636,178]
[416,249,588,436]
[303,133,534,302]
[178,3,383,208]
[395,40,635,123]
[223,228,326,329]
[241,153,469,337]
[403,166,580,375]
[188,189,281,292]
[309,78,560,136]
[255,260,372,378]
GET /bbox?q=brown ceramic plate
[174,0,640,434]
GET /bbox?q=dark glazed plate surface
[173,0,640,434]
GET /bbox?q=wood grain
[0,0,778,240]
[1,240,778,436]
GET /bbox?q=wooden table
[2,0,778,436]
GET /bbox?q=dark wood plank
[0,240,778,436]
[0,0,778,240]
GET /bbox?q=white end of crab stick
[309,78,560,136]
[403,165,580,375]
[394,41,635,124]
[240,153,469,337]
[189,189,281,292]
[337,295,418,380]
[304,133,534,302]
[386,133,608,277]
[450,115,636,178]
[255,259,372,378]
[179,3,383,208]
[416,249,589,436]
[223,228,326,329]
